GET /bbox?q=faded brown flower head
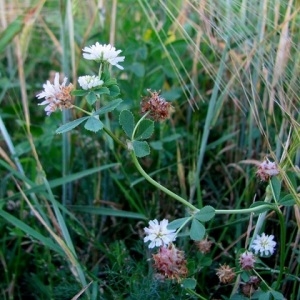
[216,264,235,284]
[37,73,74,116]
[195,237,213,254]
[241,276,260,297]
[152,243,188,281]
[256,158,279,181]
[239,251,256,270]
[141,89,174,121]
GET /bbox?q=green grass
[0,0,299,299]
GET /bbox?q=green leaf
[181,278,197,289]
[71,89,89,96]
[190,219,205,241]
[194,206,215,222]
[135,119,154,140]
[168,217,190,230]
[84,116,103,132]
[0,210,63,255]
[93,98,123,116]
[104,78,117,86]
[278,194,296,206]
[230,295,249,300]
[70,206,146,219]
[132,140,150,157]
[270,290,284,300]
[119,110,135,138]
[257,291,271,300]
[86,91,97,105]
[270,176,281,202]
[150,141,163,150]
[93,87,110,96]
[55,116,89,134]
[129,62,145,77]
[108,85,120,97]
[0,15,23,53]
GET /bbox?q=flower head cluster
[78,75,104,90]
[239,251,256,270]
[250,233,276,256]
[152,243,188,281]
[141,89,174,121]
[82,43,125,70]
[256,158,279,181]
[144,219,176,248]
[36,73,74,115]
[216,264,236,284]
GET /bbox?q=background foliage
[0,0,299,299]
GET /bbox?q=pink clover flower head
[144,219,176,249]
[256,158,279,181]
[153,243,188,281]
[36,72,73,116]
[82,43,125,70]
[250,233,276,256]
[239,251,256,270]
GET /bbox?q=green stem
[185,288,207,300]
[73,105,92,115]
[131,111,150,140]
[131,152,198,211]
[177,216,193,234]
[253,269,272,290]
[103,126,126,149]
[215,205,272,215]
[73,105,126,148]
[274,208,286,290]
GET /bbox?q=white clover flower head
[144,219,176,249]
[36,72,73,115]
[78,75,104,90]
[250,233,276,256]
[82,42,125,70]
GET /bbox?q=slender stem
[274,208,286,290]
[185,288,207,300]
[177,216,193,234]
[102,126,126,149]
[253,269,273,290]
[131,152,198,211]
[131,111,150,140]
[73,105,92,116]
[215,205,272,215]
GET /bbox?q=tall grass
[0,0,299,299]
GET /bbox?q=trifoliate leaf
[194,206,215,222]
[86,91,97,105]
[104,78,117,86]
[71,89,89,96]
[84,116,103,132]
[119,110,135,138]
[56,116,89,134]
[93,87,110,96]
[168,217,190,230]
[108,85,120,97]
[271,176,281,202]
[190,219,205,241]
[93,99,123,116]
[181,278,196,289]
[132,140,150,157]
[278,194,296,206]
[135,119,154,140]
